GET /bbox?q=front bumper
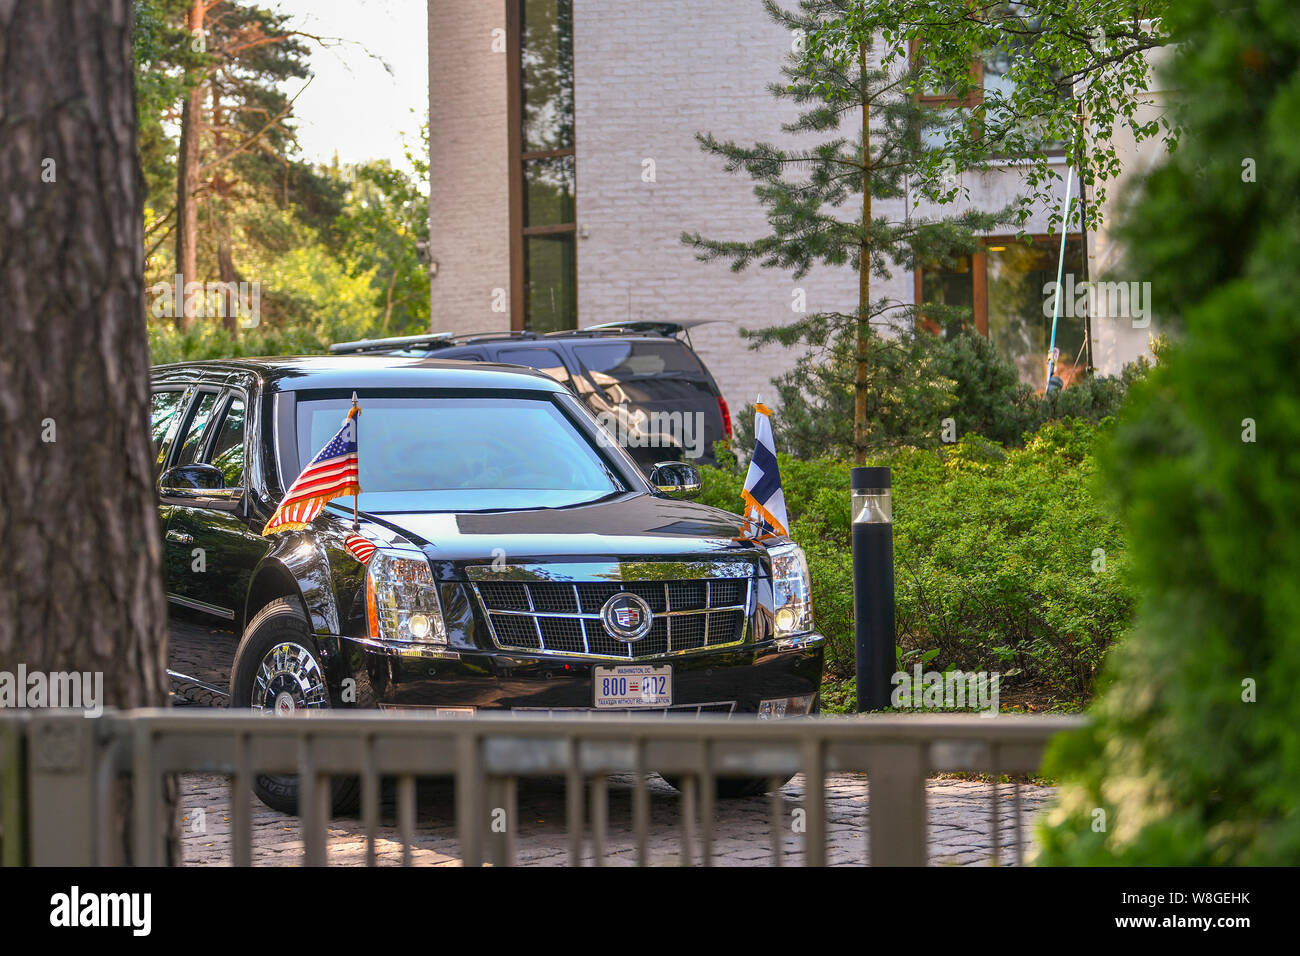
[328,633,825,714]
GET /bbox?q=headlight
[365,550,447,645]
[768,541,813,637]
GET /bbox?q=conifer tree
[683,0,1007,463]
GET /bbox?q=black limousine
[150,356,824,811]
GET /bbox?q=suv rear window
[573,341,707,379]
[573,341,716,407]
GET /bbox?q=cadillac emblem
[600,591,654,643]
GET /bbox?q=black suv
[150,355,824,812]
[329,321,733,473]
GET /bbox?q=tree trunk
[854,41,872,465]
[211,88,241,339]
[175,0,206,329]
[0,0,170,859]
[217,237,241,338]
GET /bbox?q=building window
[509,0,577,333]
[918,252,980,338]
[911,3,1068,156]
[987,237,1086,385]
[912,39,980,150]
[919,236,1087,387]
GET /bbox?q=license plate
[593,665,672,709]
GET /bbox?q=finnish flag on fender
[741,402,789,536]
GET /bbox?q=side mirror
[649,461,701,499]
[160,462,225,494]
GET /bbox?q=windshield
[293,394,624,512]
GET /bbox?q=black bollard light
[852,466,895,712]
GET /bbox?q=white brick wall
[427,0,512,336]
[428,0,1153,409]
[571,0,894,412]
[570,0,1057,410]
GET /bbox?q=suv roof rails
[548,319,717,339]
[328,332,455,354]
[454,330,543,344]
[329,330,546,355]
[329,320,719,355]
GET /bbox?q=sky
[269,0,429,174]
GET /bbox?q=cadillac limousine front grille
[468,566,753,661]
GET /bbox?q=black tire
[230,598,361,815]
[663,774,793,799]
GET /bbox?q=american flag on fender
[262,406,361,535]
[344,533,377,564]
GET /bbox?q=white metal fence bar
[0,710,1082,867]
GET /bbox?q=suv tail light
[717,396,733,440]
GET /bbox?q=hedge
[700,418,1134,702]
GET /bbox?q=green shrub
[148,321,329,365]
[702,417,1132,699]
[734,328,959,459]
[1036,0,1300,865]
[733,327,1142,457]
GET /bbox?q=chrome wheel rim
[251,641,328,714]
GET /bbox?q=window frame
[149,385,191,478]
[911,38,983,112]
[160,384,249,509]
[915,233,1088,369]
[909,34,1068,158]
[507,0,579,333]
[168,386,223,471]
[205,391,250,495]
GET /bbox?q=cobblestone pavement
[179,771,1054,866]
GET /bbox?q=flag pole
[1045,166,1075,394]
[350,390,360,531]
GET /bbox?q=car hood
[351,492,773,569]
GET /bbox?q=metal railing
[0,710,1082,866]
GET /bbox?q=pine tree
[139,0,319,331]
[682,0,1008,464]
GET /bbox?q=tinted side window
[175,391,219,466]
[150,389,187,474]
[496,347,573,387]
[208,397,246,487]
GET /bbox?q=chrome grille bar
[470,564,754,661]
